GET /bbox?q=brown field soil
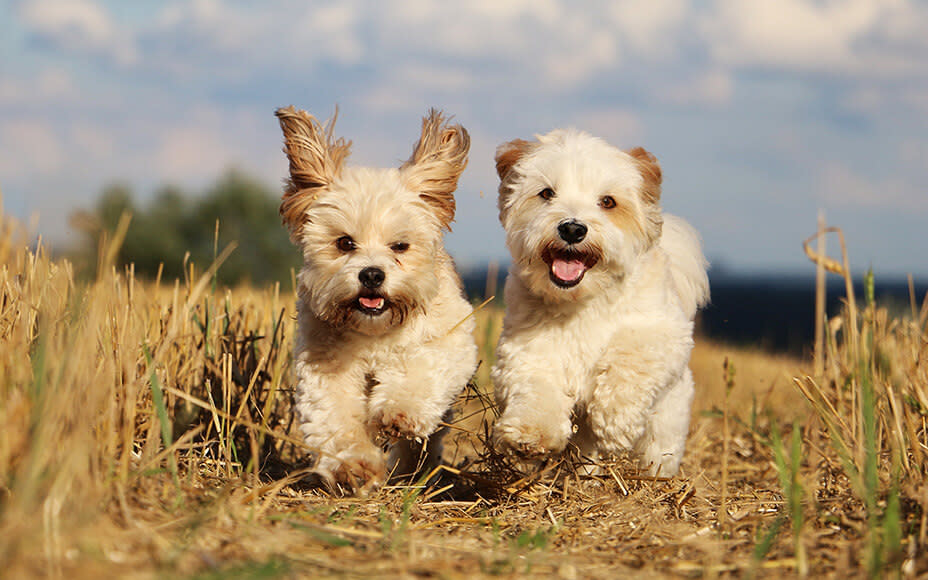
[1,215,926,578]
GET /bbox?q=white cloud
[899,139,928,169]
[155,127,236,181]
[704,0,872,69]
[661,69,734,107]
[702,0,928,77]
[151,0,271,69]
[158,0,222,30]
[400,64,473,92]
[568,109,643,145]
[0,68,76,105]
[371,0,626,89]
[0,120,65,177]
[0,118,122,195]
[839,83,928,129]
[817,162,928,212]
[544,20,618,87]
[68,122,115,163]
[140,107,281,184]
[386,0,559,56]
[609,0,689,59]
[357,63,477,114]
[145,0,366,78]
[19,0,138,65]
[295,2,365,65]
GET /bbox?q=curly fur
[491,128,709,476]
[277,106,477,492]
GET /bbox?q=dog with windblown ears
[491,129,709,476]
[276,106,477,493]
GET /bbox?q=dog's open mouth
[356,292,387,315]
[542,248,598,288]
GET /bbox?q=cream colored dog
[491,129,709,476]
[276,106,477,492]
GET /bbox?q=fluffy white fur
[491,129,710,476]
[276,106,477,493]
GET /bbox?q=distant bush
[71,169,300,286]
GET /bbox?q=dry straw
[0,205,926,578]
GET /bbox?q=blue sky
[2,0,927,277]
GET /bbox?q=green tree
[191,170,297,285]
[74,170,300,287]
[96,183,135,231]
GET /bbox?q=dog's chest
[515,301,622,390]
[558,306,618,367]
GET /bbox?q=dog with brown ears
[491,129,710,476]
[276,106,478,493]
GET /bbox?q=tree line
[71,169,300,286]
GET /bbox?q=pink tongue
[552,259,586,282]
[359,296,384,309]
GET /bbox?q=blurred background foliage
[70,169,300,286]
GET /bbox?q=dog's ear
[494,139,532,182]
[401,109,470,231]
[275,106,351,242]
[495,139,534,220]
[627,147,662,205]
[627,146,663,245]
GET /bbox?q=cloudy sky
[2,0,927,277]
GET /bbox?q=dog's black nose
[358,267,385,289]
[557,220,587,244]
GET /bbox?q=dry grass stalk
[814,210,827,381]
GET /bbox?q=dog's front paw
[316,452,386,496]
[370,405,438,443]
[492,417,569,459]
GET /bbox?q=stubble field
[1,209,926,578]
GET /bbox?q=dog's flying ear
[627,147,662,205]
[401,109,470,231]
[275,106,352,242]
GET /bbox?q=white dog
[276,106,478,492]
[491,129,709,476]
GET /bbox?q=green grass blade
[144,344,179,488]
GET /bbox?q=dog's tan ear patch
[495,139,535,221]
[495,139,532,182]
[275,106,352,242]
[627,146,663,246]
[627,147,662,205]
[401,109,470,231]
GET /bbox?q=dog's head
[495,129,662,303]
[276,106,469,334]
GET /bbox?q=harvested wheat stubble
[0,209,926,578]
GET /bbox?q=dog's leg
[367,327,476,443]
[491,347,576,458]
[587,321,694,476]
[293,358,385,492]
[634,368,694,476]
[386,414,450,484]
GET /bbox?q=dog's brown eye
[390,242,409,253]
[538,188,555,201]
[600,195,617,209]
[335,236,356,252]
